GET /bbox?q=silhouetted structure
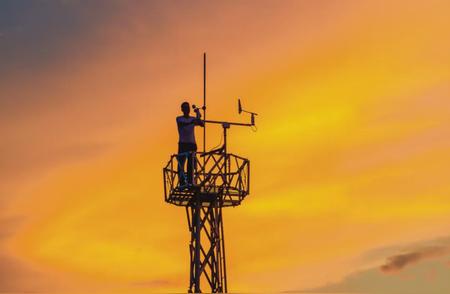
[163,54,256,293]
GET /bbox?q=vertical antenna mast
[203,52,207,154]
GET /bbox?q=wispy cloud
[303,237,450,293]
[380,246,450,273]
[305,259,450,294]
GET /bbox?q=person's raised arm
[194,108,204,127]
[178,121,193,127]
[177,117,195,128]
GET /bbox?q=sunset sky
[1,0,450,293]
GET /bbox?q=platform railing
[163,151,250,207]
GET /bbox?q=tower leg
[186,202,227,293]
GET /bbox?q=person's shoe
[177,183,188,191]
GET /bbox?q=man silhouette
[177,101,204,187]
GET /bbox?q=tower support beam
[187,201,227,293]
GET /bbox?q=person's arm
[177,116,196,128]
[177,120,195,127]
[193,109,205,127]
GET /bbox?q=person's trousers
[177,142,197,185]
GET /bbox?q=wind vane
[163,53,257,293]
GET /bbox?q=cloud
[299,236,450,293]
[303,259,450,294]
[0,0,119,75]
[380,246,450,273]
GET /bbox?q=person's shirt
[176,115,197,144]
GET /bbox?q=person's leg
[177,143,188,186]
[186,144,197,185]
[186,154,193,185]
[177,155,187,186]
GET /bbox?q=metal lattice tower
[163,54,256,293]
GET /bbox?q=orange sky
[1,1,450,293]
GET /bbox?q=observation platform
[163,151,250,207]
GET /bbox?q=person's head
[181,101,190,116]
